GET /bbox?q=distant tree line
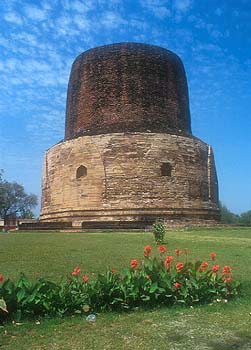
[220,202,251,226]
[0,170,38,221]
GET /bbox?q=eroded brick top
[65,42,192,139]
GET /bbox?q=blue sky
[0,0,250,216]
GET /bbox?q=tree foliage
[219,202,251,226]
[219,202,239,224]
[0,171,37,219]
[239,210,251,226]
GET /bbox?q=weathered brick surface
[65,43,191,140]
[40,133,219,224]
[40,43,219,227]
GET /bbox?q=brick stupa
[40,43,219,229]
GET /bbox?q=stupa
[40,43,219,228]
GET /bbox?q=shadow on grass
[208,334,251,350]
[165,331,184,343]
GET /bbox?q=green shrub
[152,221,166,244]
[0,247,240,320]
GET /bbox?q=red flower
[159,245,166,254]
[0,274,3,283]
[144,245,152,257]
[202,261,208,268]
[174,282,182,289]
[224,276,232,283]
[82,274,89,282]
[111,267,116,274]
[222,266,232,274]
[130,259,139,269]
[210,252,217,261]
[212,265,220,273]
[176,262,184,272]
[72,267,81,276]
[175,249,181,256]
[165,255,173,266]
[199,261,209,272]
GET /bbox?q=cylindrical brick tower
[40,43,219,228]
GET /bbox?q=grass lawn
[0,227,251,350]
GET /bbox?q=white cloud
[26,59,51,73]
[215,8,223,16]
[53,14,83,37]
[4,11,23,25]
[13,32,39,46]
[26,109,65,145]
[210,30,222,39]
[140,0,171,19]
[152,6,171,19]
[73,15,91,31]
[71,0,92,13]
[24,5,48,21]
[59,0,72,11]
[174,0,192,13]
[5,58,20,71]
[41,1,53,11]
[0,36,11,49]
[100,11,127,28]
[129,19,149,31]
[188,15,206,29]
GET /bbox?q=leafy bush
[152,221,166,244]
[0,247,240,320]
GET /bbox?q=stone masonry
[40,43,219,228]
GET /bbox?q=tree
[239,210,251,226]
[219,202,239,224]
[0,171,38,220]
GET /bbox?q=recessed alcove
[76,165,87,179]
[161,162,172,177]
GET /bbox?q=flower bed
[0,246,240,320]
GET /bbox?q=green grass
[0,227,251,350]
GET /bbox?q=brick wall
[65,43,191,139]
